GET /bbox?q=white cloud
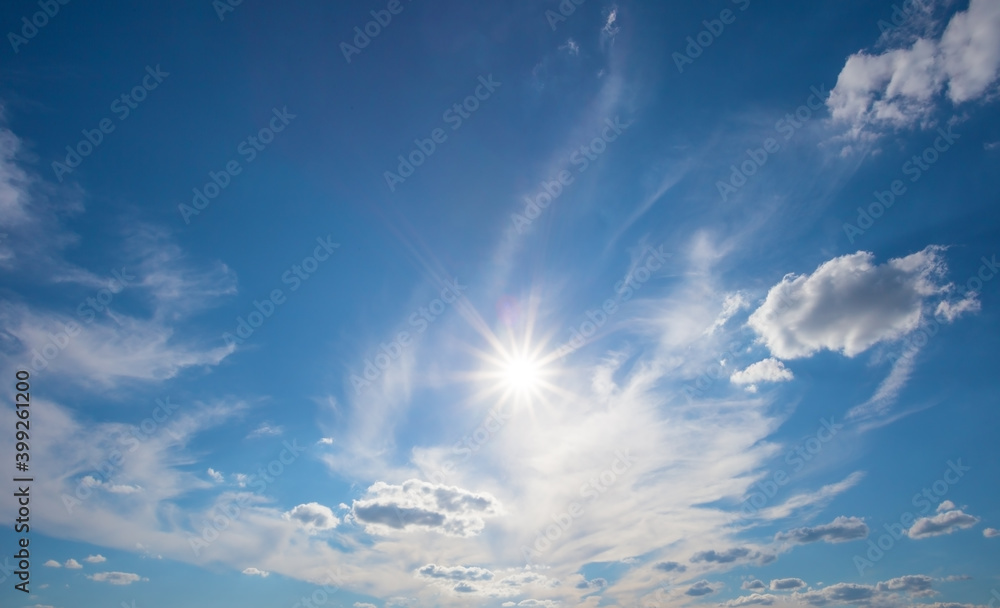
[207,468,224,483]
[416,564,495,582]
[350,479,502,537]
[246,423,284,439]
[730,358,794,388]
[828,0,1000,139]
[317,437,334,445]
[984,527,999,537]
[43,560,61,568]
[724,593,778,606]
[283,502,340,533]
[64,558,82,569]
[84,554,107,563]
[242,567,270,577]
[87,571,147,585]
[909,506,980,538]
[748,247,962,359]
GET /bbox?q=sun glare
[503,356,541,392]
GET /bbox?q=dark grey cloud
[653,561,686,573]
[775,516,869,544]
[770,578,806,590]
[691,547,752,563]
[685,581,720,597]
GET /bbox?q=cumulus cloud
[795,582,876,604]
[653,561,686,573]
[207,468,224,483]
[242,567,270,577]
[748,247,962,359]
[775,516,870,544]
[416,564,494,582]
[283,502,339,533]
[876,574,935,595]
[576,577,607,591]
[984,527,999,537]
[828,0,1000,139]
[770,578,806,590]
[87,571,147,585]
[730,358,794,389]
[43,560,61,568]
[743,579,766,591]
[909,506,980,538]
[685,580,722,597]
[350,479,501,537]
[64,559,82,569]
[690,547,754,564]
[725,594,778,606]
[84,555,106,563]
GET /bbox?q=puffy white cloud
[64,559,82,569]
[43,560,61,568]
[730,358,794,389]
[416,564,494,581]
[283,502,339,533]
[87,571,147,585]
[909,506,980,538]
[242,567,270,577]
[984,527,999,537]
[84,554,106,563]
[207,468,224,483]
[350,479,501,537]
[775,516,869,544]
[828,0,1000,138]
[748,247,961,359]
[725,593,778,606]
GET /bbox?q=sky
[0,0,998,607]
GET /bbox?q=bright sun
[502,356,541,392]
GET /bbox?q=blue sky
[0,0,999,607]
